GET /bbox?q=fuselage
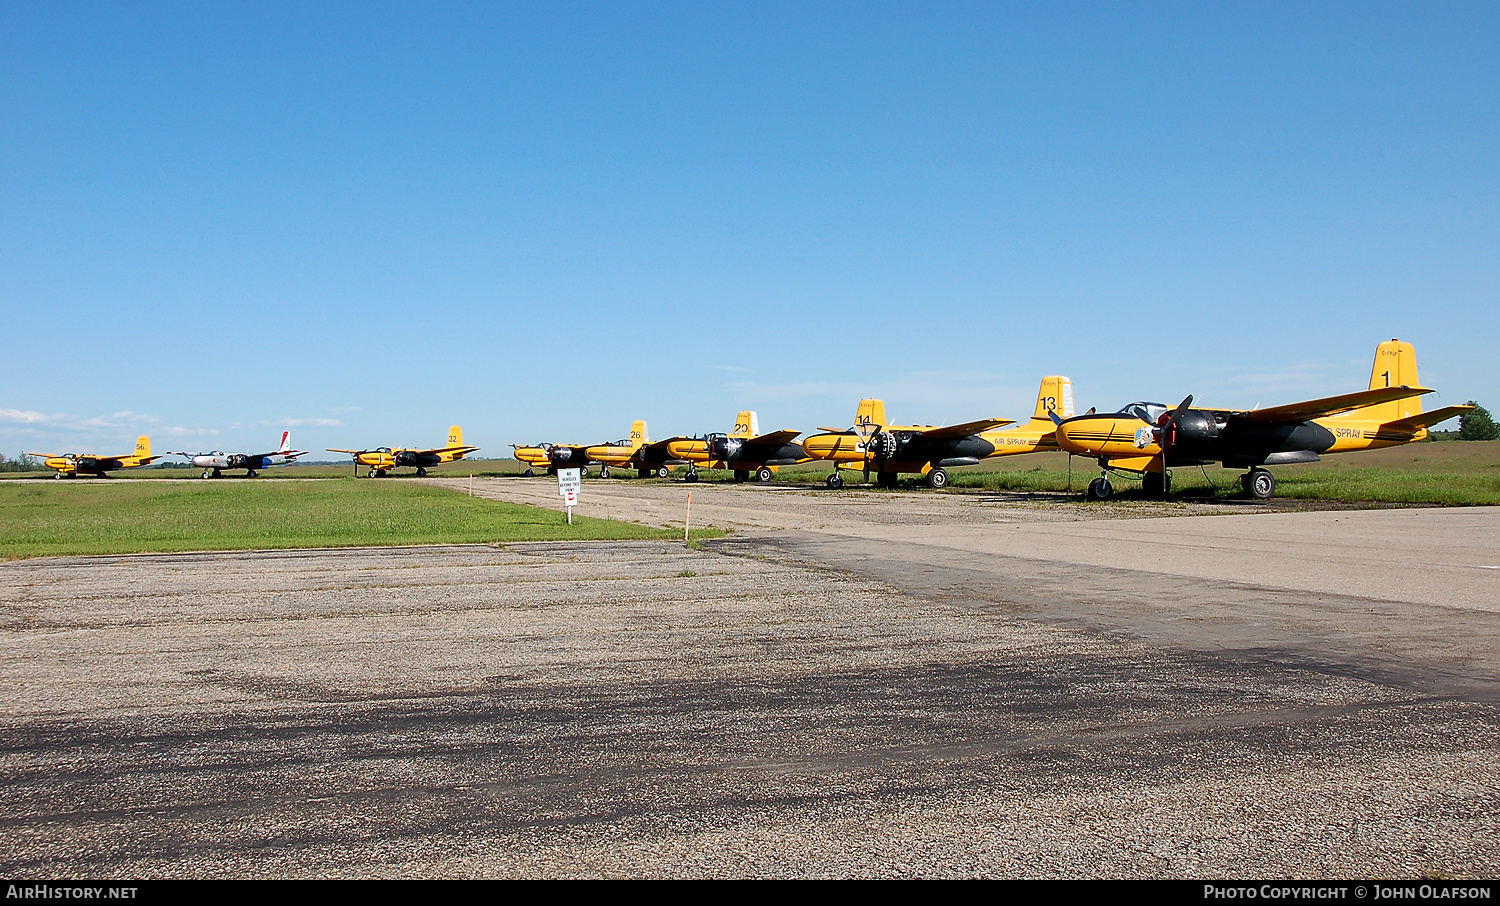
[667,436,808,470]
[188,451,298,471]
[1055,402,1428,469]
[802,418,1059,472]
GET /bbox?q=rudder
[1364,340,1424,423]
[855,399,886,429]
[1033,376,1075,420]
[733,411,759,437]
[629,420,648,447]
[134,436,151,458]
[447,426,464,449]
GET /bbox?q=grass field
[6,442,1497,507]
[670,443,1500,505]
[0,480,718,560]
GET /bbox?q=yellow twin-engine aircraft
[665,411,809,483]
[328,426,479,478]
[27,436,159,478]
[510,442,558,476]
[801,377,1076,489]
[544,420,683,478]
[1052,339,1473,500]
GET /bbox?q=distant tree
[0,453,40,473]
[1460,402,1498,441]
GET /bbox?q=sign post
[557,468,581,525]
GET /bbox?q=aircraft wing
[1379,404,1477,432]
[416,444,481,456]
[919,418,1015,440]
[326,448,364,454]
[1235,387,1433,423]
[748,429,801,446]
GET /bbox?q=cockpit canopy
[1118,402,1169,424]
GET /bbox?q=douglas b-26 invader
[27,436,159,478]
[329,426,479,478]
[170,431,307,478]
[1051,339,1473,500]
[802,376,1076,488]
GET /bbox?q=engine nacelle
[1164,410,1224,456]
[227,454,249,469]
[712,436,743,462]
[395,451,420,466]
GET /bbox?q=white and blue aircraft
[171,431,307,478]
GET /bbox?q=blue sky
[3,2,1496,457]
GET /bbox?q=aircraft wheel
[246,470,258,479]
[1087,477,1113,500]
[656,465,671,479]
[202,469,213,480]
[599,465,610,479]
[685,470,699,483]
[1246,469,1276,500]
[826,473,844,489]
[54,471,64,479]
[733,470,749,482]
[754,466,772,483]
[927,468,949,489]
[416,468,427,477]
[525,468,534,477]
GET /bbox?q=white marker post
[684,492,692,543]
[557,468,581,525]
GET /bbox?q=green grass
[937,445,1500,505]
[0,480,719,560]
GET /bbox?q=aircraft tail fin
[733,411,759,438]
[446,426,464,449]
[630,420,648,448]
[856,399,887,429]
[1033,376,1075,420]
[278,431,292,453]
[134,436,151,459]
[1363,340,1425,423]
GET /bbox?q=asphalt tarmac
[1,478,1496,878]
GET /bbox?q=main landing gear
[656,465,672,479]
[927,467,949,489]
[599,465,611,479]
[756,467,774,483]
[685,468,699,483]
[1087,476,1113,500]
[1242,468,1276,500]
[826,472,844,489]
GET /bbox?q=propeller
[1153,395,1195,453]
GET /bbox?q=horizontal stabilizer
[921,418,1014,440]
[1236,386,1432,423]
[1381,404,1476,432]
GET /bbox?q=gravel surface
[3,527,1497,878]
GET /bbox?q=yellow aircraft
[328,426,479,478]
[27,436,159,478]
[546,420,685,478]
[801,377,1077,488]
[665,411,809,482]
[510,442,558,476]
[1052,339,1474,500]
